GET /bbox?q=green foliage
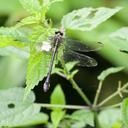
[24,51,51,99]
[0,0,21,14]
[0,87,48,127]
[98,108,122,128]
[0,0,126,127]
[19,0,42,14]
[122,98,128,127]
[65,109,94,128]
[0,56,26,89]
[0,27,31,42]
[97,67,124,81]
[109,27,128,51]
[51,110,65,128]
[50,85,66,106]
[50,85,66,128]
[0,36,27,48]
[61,7,122,31]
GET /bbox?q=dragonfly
[37,29,102,92]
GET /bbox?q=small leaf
[65,61,78,72]
[122,98,128,127]
[50,85,66,106]
[19,0,41,14]
[62,7,122,31]
[97,67,124,81]
[67,109,94,127]
[24,51,51,99]
[51,110,65,128]
[98,108,121,128]
[0,87,48,127]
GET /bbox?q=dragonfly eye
[55,31,59,34]
[60,32,63,36]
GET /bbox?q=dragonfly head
[54,31,64,44]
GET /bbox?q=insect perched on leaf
[37,28,102,92]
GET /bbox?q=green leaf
[110,27,128,41]
[62,7,122,31]
[0,56,26,89]
[0,47,29,58]
[50,85,66,106]
[0,35,29,58]
[50,84,66,128]
[19,0,41,14]
[51,110,65,128]
[98,108,121,128]
[97,67,124,81]
[109,27,128,51]
[0,0,21,14]
[0,36,28,48]
[65,61,78,72]
[0,27,31,42]
[67,109,94,127]
[24,51,51,99]
[122,98,128,127]
[16,16,41,27]
[0,87,48,127]
[43,0,63,8]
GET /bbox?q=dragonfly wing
[63,50,97,67]
[65,38,102,52]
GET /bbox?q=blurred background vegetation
[0,0,128,124]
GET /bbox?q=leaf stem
[61,59,91,106]
[98,82,128,107]
[93,81,103,106]
[100,102,121,110]
[36,103,89,110]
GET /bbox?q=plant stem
[93,81,103,106]
[36,103,89,110]
[61,59,91,106]
[100,102,121,110]
[69,78,91,106]
[98,82,128,107]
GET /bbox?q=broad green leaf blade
[50,85,66,107]
[0,27,31,42]
[61,7,122,31]
[0,87,48,127]
[98,108,121,128]
[97,67,124,81]
[67,109,94,127]
[0,36,28,48]
[19,0,41,14]
[109,27,128,51]
[25,51,51,99]
[51,110,65,128]
[0,47,29,59]
[122,98,128,127]
[0,35,29,58]
[0,56,26,89]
